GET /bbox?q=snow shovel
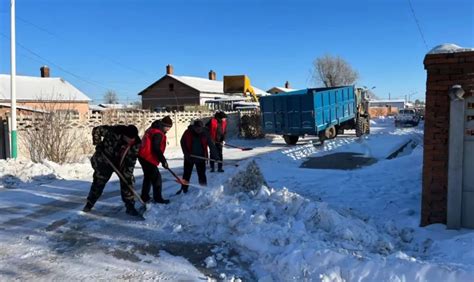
[223,143,253,151]
[102,153,148,217]
[189,154,239,167]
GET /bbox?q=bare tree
[312,54,359,87]
[104,90,119,104]
[130,100,142,109]
[22,99,81,164]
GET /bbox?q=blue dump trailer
[259,86,370,145]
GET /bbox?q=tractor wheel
[283,135,299,145]
[355,117,365,137]
[364,119,371,134]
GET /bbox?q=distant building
[0,66,91,115]
[368,99,407,117]
[267,81,296,94]
[138,65,266,111]
[369,99,406,109]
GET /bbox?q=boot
[82,202,93,212]
[155,198,170,204]
[218,168,224,173]
[125,204,140,216]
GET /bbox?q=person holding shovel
[206,111,227,172]
[83,125,142,217]
[179,120,218,193]
[138,116,173,204]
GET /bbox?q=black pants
[181,159,207,191]
[87,162,135,208]
[139,157,164,202]
[210,143,223,170]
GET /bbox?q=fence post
[174,111,179,146]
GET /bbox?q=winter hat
[215,111,227,119]
[161,116,173,127]
[193,119,204,127]
[124,125,139,138]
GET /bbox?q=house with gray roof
[0,66,91,115]
[138,65,266,111]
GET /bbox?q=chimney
[166,64,174,75]
[284,81,290,89]
[208,70,216,80]
[40,65,50,78]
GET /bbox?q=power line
[14,15,153,77]
[0,32,110,91]
[407,0,429,50]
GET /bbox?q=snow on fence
[13,110,244,161]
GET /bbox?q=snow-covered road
[1,118,473,281]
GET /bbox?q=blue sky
[0,0,472,103]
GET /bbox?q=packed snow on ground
[0,118,473,281]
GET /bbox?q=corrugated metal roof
[0,74,91,102]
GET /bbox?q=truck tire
[283,135,299,145]
[325,126,337,139]
[337,128,344,135]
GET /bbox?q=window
[169,83,174,91]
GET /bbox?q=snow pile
[0,158,92,187]
[144,173,470,281]
[224,160,267,194]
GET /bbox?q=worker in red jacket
[138,116,173,204]
[206,111,227,172]
[180,120,218,193]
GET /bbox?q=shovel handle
[102,153,146,206]
[189,154,239,167]
[224,143,252,151]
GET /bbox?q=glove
[221,141,225,145]
[161,160,169,169]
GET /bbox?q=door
[462,97,474,228]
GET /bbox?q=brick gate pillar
[421,44,474,226]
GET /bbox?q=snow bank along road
[0,119,473,281]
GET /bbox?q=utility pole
[10,0,17,158]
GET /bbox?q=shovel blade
[175,178,189,185]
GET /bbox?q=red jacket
[209,118,227,142]
[139,128,166,166]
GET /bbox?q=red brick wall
[421,51,474,226]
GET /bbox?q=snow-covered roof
[168,75,267,96]
[0,74,91,102]
[267,86,297,93]
[428,43,474,55]
[98,103,135,109]
[0,102,48,113]
[89,105,107,111]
